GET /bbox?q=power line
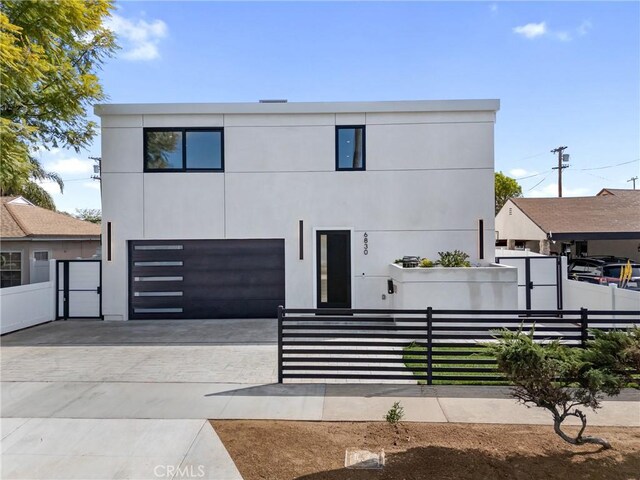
[579,158,639,171]
[576,170,615,183]
[526,171,554,192]
[38,177,93,183]
[517,152,547,161]
[514,169,553,180]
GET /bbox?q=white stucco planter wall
[388,263,518,310]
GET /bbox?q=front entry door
[316,230,351,308]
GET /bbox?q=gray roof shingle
[510,189,640,234]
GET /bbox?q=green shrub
[437,250,471,267]
[384,401,405,424]
[487,327,640,449]
[419,258,434,268]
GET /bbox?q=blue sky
[37,1,640,213]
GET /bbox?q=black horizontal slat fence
[278,307,639,384]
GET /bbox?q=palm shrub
[488,327,640,449]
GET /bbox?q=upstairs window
[144,128,223,171]
[336,126,365,170]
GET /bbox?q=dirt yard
[212,421,640,480]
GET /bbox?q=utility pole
[89,156,101,181]
[551,146,569,197]
[628,176,638,189]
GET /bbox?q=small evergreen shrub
[384,401,405,424]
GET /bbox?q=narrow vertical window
[107,222,112,261]
[336,126,365,170]
[478,219,484,260]
[299,220,304,260]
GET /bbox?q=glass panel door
[316,231,351,308]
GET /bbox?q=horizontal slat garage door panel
[129,239,285,319]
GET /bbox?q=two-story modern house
[95,100,499,320]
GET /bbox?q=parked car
[568,258,640,289]
[586,255,632,263]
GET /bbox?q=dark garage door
[129,239,285,319]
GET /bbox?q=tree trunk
[553,410,611,449]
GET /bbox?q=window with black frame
[336,126,365,170]
[144,128,223,171]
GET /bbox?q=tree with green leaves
[0,0,117,208]
[495,172,523,214]
[489,327,640,449]
[75,208,101,224]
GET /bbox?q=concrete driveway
[1,319,278,384]
[2,319,277,479]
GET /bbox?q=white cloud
[513,20,592,42]
[509,168,537,178]
[577,20,592,36]
[46,157,93,175]
[35,180,62,195]
[490,3,498,13]
[106,13,167,61]
[513,22,547,39]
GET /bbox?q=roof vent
[259,99,288,103]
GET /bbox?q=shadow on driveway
[0,318,277,346]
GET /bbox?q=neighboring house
[95,99,500,320]
[0,196,101,287]
[495,189,640,260]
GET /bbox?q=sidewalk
[3,381,639,425]
[2,382,638,479]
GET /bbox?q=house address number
[363,232,368,255]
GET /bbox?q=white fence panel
[563,279,640,312]
[0,261,56,334]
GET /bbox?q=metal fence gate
[56,260,102,319]
[495,256,563,310]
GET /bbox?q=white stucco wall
[494,248,546,257]
[388,263,518,310]
[98,100,499,319]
